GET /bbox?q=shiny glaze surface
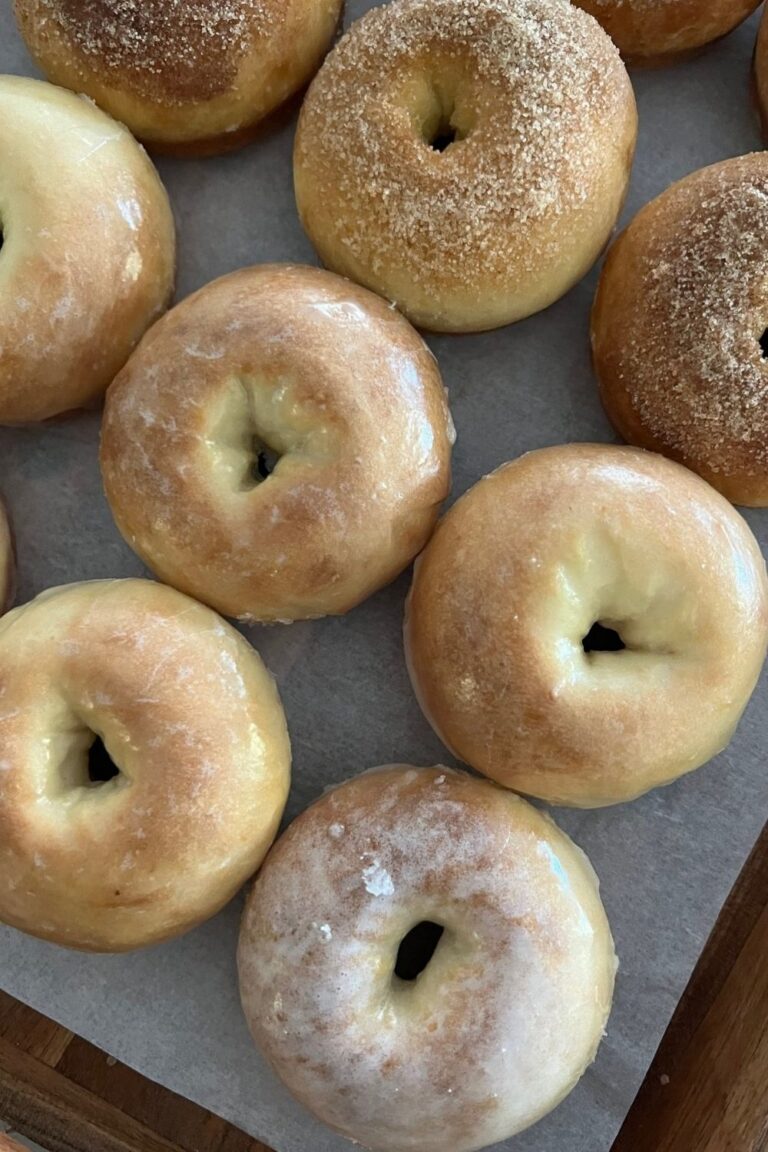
[405,445,768,806]
[0,76,175,422]
[0,579,290,951]
[239,765,615,1152]
[101,264,454,622]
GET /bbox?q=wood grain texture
[0,823,766,1152]
[0,995,267,1152]
[613,822,768,1152]
[0,1135,29,1152]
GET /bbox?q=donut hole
[427,121,458,153]
[418,86,468,155]
[250,437,281,484]
[56,730,125,795]
[205,377,300,494]
[582,621,626,655]
[394,920,444,982]
[87,736,121,785]
[760,329,768,359]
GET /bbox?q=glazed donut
[101,264,454,623]
[593,155,768,506]
[13,0,342,156]
[572,0,760,67]
[0,76,175,424]
[238,765,616,1152]
[0,579,290,952]
[294,0,637,333]
[405,445,768,808]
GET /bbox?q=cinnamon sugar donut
[405,445,768,808]
[294,0,637,332]
[572,0,760,67]
[238,766,616,1152]
[0,579,290,952]
[13,0,343,156]
[593,155,768,506]
[0,76,175,424]
[101,265,454,623]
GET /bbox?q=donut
[293,0,637,333]
[405,445,768,808]
[238,765,616,1152]
[13,0,343,156]
[592,155,768,506]
[0,579,290,952]
[100,264,455,623]
[572,0,760,66]
[0,76,175,424]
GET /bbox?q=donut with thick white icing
[238,765,616,1152]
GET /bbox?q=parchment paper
[0,6,766,1150]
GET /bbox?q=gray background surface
[0,4,766,1151]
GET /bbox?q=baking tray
[0,4,766,1151]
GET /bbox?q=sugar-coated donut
[572,0,760,67]
[0,76,175,424]
[0,499,13,615]
[405,445,768,808]
[238,765,616,1152]
[593,155,768,506]
[13,0,343,156]
[101,265,454,623]
[294,0,637,333]
[0,580,290,952]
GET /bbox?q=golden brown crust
[294,0,637,333]
[238,766,616,1151]
[405,445,768,807]
[0,76,175,424]
[16,0,272,102]
[14,0,342,154]
[755,7,768,141]
[101,264,454,623]
[0,579,291,951]
[573,0,759,65]
[135,90,302,158]
[592,154,768,506]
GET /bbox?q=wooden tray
[0,822,766,1152]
